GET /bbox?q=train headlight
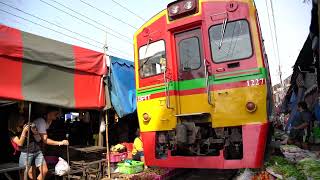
[184,1,194,10]
[170,5,180,15]
[143,113,151,122]
[246,102,257,113]
[167,0,198,21]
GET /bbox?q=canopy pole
[105,110,111,178]
[24,102,32,180]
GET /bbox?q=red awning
[0,25,107,109]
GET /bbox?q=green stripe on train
[136,68,267,96]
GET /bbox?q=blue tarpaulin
[109,56,136,118]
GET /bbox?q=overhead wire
[110,0,146,22]
[39,0,133,45]
[264,0,278,70]
[269,0,283,84]
[46,0,132,41]
[0,1,103,46]
[0,9,132,59]
[0,1,133,58]
[79,0,138,30]
[108,46,133,57]
[0,9,102,49]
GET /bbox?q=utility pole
[103,30,111,179]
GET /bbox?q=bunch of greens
[265,156,290,167]
[265,156,306,179]
[297,158,320,179]
[313,127,320,138]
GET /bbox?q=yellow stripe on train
[137,85,267,132]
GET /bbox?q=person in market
[132,129,147,168]
[8,113,46,180]
[288,101,312,149]
[69,111,93,146]
[34,107,69,164]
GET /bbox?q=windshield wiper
[218,17,228,49]
[138,39,151,70]
[138,56,151,71]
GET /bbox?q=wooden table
[63,159,106,180]
[69,146,107,153]
[0,163,25,180]
[59,146,108,179]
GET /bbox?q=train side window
[139,40,166,78]
[209,20,252,63]
[179,37,201,71]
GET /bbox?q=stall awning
[109,56,136,118]
[0,25,107,109]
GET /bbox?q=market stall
[0,24,107,109]
[0,24,108,179]
[109,56,136,118]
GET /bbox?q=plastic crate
[117,160,144,174]
[109,152,127,163]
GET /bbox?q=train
[134,0,273,169]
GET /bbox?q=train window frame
[208,19,254,64]
[178,36,202,71]
[138,40,166,79]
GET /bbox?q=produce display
[297,158,320,179]
[144,168,169,175]
[264,156,306,180]
[313,127,320,139]
[131,167,175,180]
[106,167,177,180]
[252,171,274,180]
[280,145,317,163]
[111,144,127,153]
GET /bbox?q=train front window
[139,40,166,78]
[179,37,201,71]
[209,20,252,63]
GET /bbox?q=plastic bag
[55,157,70,176]
[236,169,253,180]
[99,120,106,132]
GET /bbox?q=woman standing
[8,114,48,180]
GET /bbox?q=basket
[122,143,133,152]
[117,160,144,174]
[121,142,133,159]
[109,152,127,163]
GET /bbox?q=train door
[174,28,212,115]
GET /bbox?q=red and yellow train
[134,0,272,169]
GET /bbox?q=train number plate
[246,78,265,87]
[137,95,151,102]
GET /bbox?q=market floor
[173,169,238,180]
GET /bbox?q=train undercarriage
[155,115,243,160]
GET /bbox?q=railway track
[174,169,239,180]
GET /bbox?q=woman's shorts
[19,151,46,167]
[133,151,144,161]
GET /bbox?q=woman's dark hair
[298,101,308,111]
[8,113,25,133]
[46,106,59,114]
